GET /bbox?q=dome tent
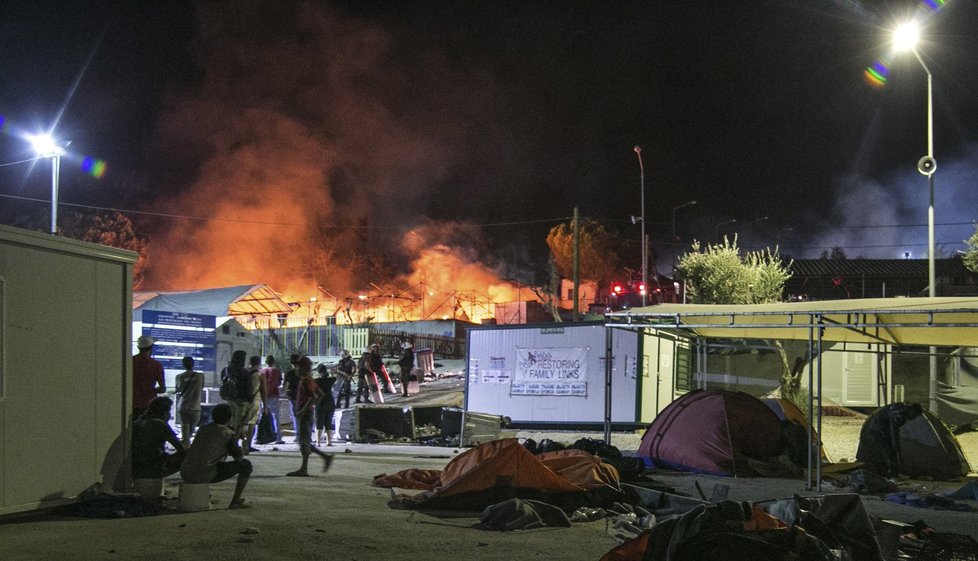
[638,389,785,476]
[897,410,971,480]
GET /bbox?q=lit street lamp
[715,219,736,242]
[27,133,64,235]
[633,145,647,306]
[893,20,939,413]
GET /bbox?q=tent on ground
[638,389,784,476]
[373,438,621,510]
[897,410,971,480]
[762,397,829,463]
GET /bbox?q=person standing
[180,403,253,509]
[261,355,285,444]
[369,343,395,393]
[397,342,415,398]
[175,356,205,447]
[239,355,267,454]
[335,350,355,409]
[355,347,374,404]
[314,364,336,446]
[283,353,303,441]
[287,357,333,476]
[132,335,166,419]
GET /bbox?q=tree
[545,217,622,285]
[528,257,564,322]
[59,210,151,288]
[965,224,978,273]
[676,236,805,411]
[677,236,790,305]
[819,246,847,260]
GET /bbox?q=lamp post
[671,200,697,242]
[715,219,736,242]
[745,216,769,250]
[671,200,696,276]
[634,145,647,306]
[893,21,938,413]
[28,133,64,235]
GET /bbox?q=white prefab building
[0,225,137,515]
[465,322,642,428]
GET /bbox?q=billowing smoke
[140,2,518,303]
[803,144,978,259]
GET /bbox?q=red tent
[638,389,784,476]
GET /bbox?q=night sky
[2,0,977,290]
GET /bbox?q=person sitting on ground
[180,403,253,509]
[856,401,924,477]
[132,396,186,481]
[287,356,333,476]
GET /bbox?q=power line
[0,192,570,229]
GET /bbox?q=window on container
[674,342,693,392]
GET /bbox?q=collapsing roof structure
[133,284,292,317]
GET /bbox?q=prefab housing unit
[465,322,642,429]
[641,329,892,418]
[0,225,136,515]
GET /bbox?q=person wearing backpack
[238,355,267,454]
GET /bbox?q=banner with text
[512,348,587,396]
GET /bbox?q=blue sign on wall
[141,310,217,372]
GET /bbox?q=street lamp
[27,133,64,235]
[893,20,939,412]
[745,216,769,250]
[715,219,736,242]
[634,145,647,306]
[671,200,697,241]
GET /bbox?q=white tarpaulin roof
[133,284,292,316]
[606,297,978,347]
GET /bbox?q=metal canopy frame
[603,297,978,490]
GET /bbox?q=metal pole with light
[745,216,769,250]
[893,22,939,413]
[671,200,696,277]
[634,146,647,306]
[715,219,736,242]
[671,200,697,242]
[28,134,64,235]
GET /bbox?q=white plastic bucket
[179,482,211,512]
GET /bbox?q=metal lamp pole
[895,22,938,412]
[634,146,647,306]
[29,134,64,235]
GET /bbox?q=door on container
[842,350,876,406]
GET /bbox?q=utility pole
[573,207,580,321]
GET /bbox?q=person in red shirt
[260,355,284,444]
[287,356,333,477]
[132,335,166,418]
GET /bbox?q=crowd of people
[129,335,418,506]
